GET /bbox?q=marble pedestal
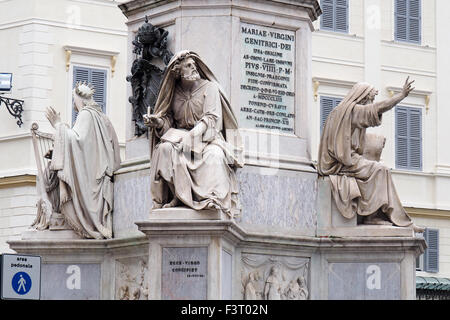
[6,0,426,301]
[316,176,415,238]
[137,208,238,300]
[134,206,425,300]
[8,219,425,300]
[8,159,426,300]
[7,234,150,300]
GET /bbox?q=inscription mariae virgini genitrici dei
[240,23,296,133]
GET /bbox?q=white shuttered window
[395,106,422,171]
[395,0,421,44]
[424,228,439,273]
[320,96,342,133]
[320,0,349,33]
[72,66,107,125]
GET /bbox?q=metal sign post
[1,254,41,300]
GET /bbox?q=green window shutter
[409,108,422,170]
[320,96,341,134]
[424,228,439,273]
[320,0,348,33]
[395,0,421,44]
[395,107,408,168]
[320,0,335,30]
[335,0,349,33]
[72,66,90,125]
[91,69,107,113]
[408,0,421,43]
[72,66,107,125]
[395,0,408,41]
[395,106,422,170]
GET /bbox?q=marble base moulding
[7,236,149,300]
[8,158,426,300]
[8,207,426,300]
[134,206,426,300]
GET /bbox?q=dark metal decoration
[0,95,24,127]
[127,16,173,137]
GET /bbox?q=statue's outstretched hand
[45,106,61,129]
[401,76,415,98]
[143,114,163,128]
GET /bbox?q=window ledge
[313,29,363,42]
[63,45,119,76]
[382,40,436,52]
[63,45,120,57]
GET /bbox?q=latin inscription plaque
[161,247,208,300]
[240,22,296,133]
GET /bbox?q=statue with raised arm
[318,77,424,233]
[38,82,121,239]
[143,50,244,217]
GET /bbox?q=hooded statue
[36,82,121,239]
[318,80,424,232]
[144,50,244,217]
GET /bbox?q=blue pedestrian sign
[1,254,41,300]
[12,271,32,295]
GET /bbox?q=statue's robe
[318,83,414,227]
[150,79,241,215]
[50,104,121,239]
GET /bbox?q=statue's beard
[360,95,375,105]
[181,70,200,81]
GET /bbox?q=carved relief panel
[115,257,149,300]
[241,253,309,300]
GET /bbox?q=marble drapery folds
[149,50,244,216]
[317,82,414,228]
[50,104,121,239]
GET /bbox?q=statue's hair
[170,52,196,80]
[73,81,95,100]
[359,87,377,105]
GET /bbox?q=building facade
[311,0,450,298]
[0,0,128,253]
[0,0,449,299]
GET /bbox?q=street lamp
[0,73,24,127]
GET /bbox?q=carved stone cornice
[119,0,322,22]
[0,174,36,189]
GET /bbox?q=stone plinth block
[316,176,414,237]
[8,216,426,300]
[7,236,149,300]
[150,207,229,220]
[136,208,242,300]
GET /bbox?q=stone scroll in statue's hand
[362,133,386,162]
[161,128,205,154]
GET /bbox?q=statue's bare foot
[207,202,220,210]
[163,197,180,208]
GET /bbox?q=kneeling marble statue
[318,77,424,233]
[32,82,121,239]
[144,50,244,216]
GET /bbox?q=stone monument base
[21,228,83,240]
[7,162,424,300]
[8,213,425,300]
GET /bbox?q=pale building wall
[312,0,450,279]
[0,185,37,253]
[1,0,449,282]
[0,0,128,253]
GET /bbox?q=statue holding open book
[144,50,244,217]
